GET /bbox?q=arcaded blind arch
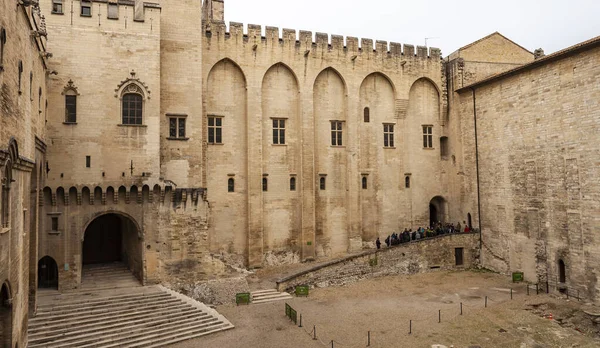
[206,58,248,255]
[407,78,443,227]
[261,62,301,252]
[358,72,397,241]
[313,67,349,256]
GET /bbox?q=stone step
[29,303,194,335]
[79,282,142,291]
[253,297,293,304]
[28,285,233,347]
[29,311,215,347]
[99,320,231,348]
[29,307,205,341]
[29,298,185,326]
[129,323,234,348]
[82,272,136,280]
[35,293,170,315]
[251,289,279,295]
[63,316,222,348]
[37,291,168,312]
[252,292,292,301]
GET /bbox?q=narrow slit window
[228,178,235,192]
[362,176,367,189]
[319,177,326,190]
[0,27,6,71]
[85,156,91,168]
[262,177,268,192]
[18,61,23,94]
[405,176,410,188]
[51,217,58,231]
[364,107,370,122]
[290,177,296,191]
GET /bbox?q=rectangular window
[65,95,77,123]
[272,119,286,145]
[81,1,92,16]
[422,125,433,148]
[331,121,343,146]
[107,3,119,19]
[51,217,58,231]
[52,0,63,14]
[168,117,186,139]
[384,124,394,148]
[208,116,223,144]
[85,156,91,168]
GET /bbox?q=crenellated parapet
[206,21,442,60]
[40,185,206,208]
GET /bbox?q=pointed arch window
[62,80,79,124]
[115,71,150,126]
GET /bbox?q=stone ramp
[251,289,293,304]
[29,284,234,347]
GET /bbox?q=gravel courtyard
[174,270,600,348]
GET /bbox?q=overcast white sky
[224,0,600,56]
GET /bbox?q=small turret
[203,0,224,23]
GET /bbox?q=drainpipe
[471,88,483,252]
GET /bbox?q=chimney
[134,0,144,22]
[534,48,545,60]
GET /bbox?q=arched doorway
[38,256,59,289]
[559,259,566,283]
[82,213,143,283]
[467,213,473,229]
[429,196,447,227]
[1,282,12,348]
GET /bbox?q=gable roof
[457,32,533,56]
[457,34,600,92]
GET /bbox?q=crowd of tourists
[375,222,474,249]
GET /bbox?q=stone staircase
[251,289,293,304]
[80,263,142,291]
[28,264,234,347]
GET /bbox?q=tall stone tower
[159,0,204,188]
[202,0,225,23]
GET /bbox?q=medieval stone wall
[458,44,600,300]
[0,1,48,346]
[202,20,456,268]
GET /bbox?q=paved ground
[173,270,600,348]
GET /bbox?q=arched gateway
[1,282,12,347]
[82,213,143,283]
[429,196,447,227]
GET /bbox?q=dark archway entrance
[429,196,447,227]
[559,259,566,283]
[82,214,143,283]
[1,282,12,348]
[38,256,59,289]
[467,213,473,229]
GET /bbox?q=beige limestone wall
[202,20,449,266]
[0,2,48,347]
[42,1,161,188]
[160,0,204,188]
[458,45,600,301]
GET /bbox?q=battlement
[206,21,442,59]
